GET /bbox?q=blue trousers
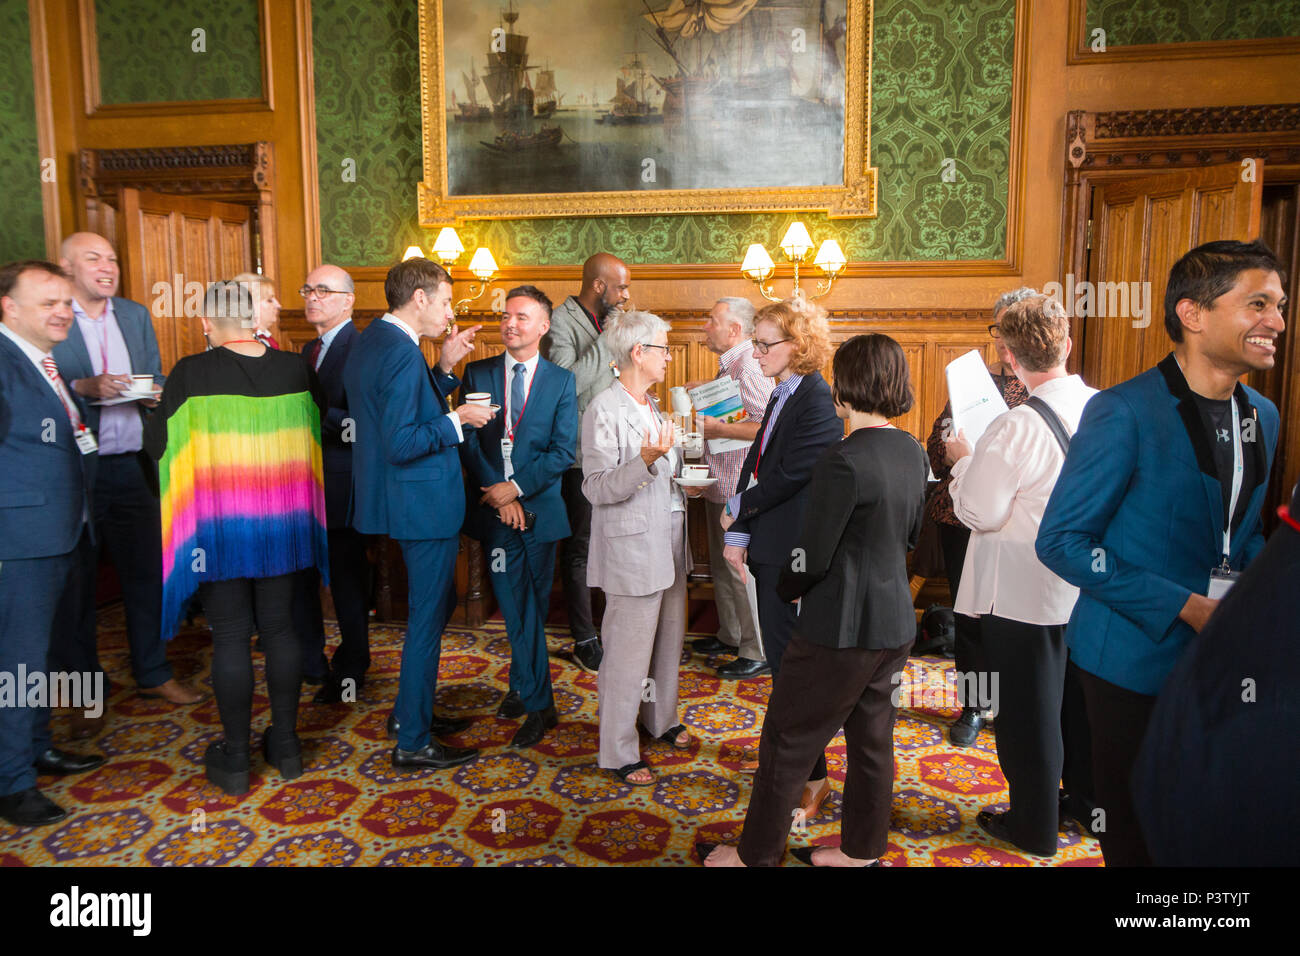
[394,537,459,751]
[485,527,556,714]
[0,545,77,796]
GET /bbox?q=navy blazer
[730,371,844,566]
[301,320,357,529]
[0,331,95,559]
[1037,353,1279,696]
[51,296,164,438]
[343,318,464,541]
[458,353,577,544]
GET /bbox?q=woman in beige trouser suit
[581,310,698,785]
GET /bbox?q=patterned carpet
[1,606,1103,866]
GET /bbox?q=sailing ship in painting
[596,54,664,125]
[454,63,492,121]
[478,2,564,151]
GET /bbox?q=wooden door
[118,188,253,372]
[1082,161,1263,390]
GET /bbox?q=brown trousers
[737,635,912,866]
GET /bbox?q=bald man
[290,264,373,703]
[541,252,631,672]
[51,232,201,711]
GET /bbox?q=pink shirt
[702,339,774,503]
[74,298,142,455]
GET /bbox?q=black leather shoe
[262,727,303,780]
[387,713,472,740]
[313,681,342,705]
[204,741,251,796]
[573,636,602,673]
[391,742,479,770]
[948,707,985,747]
[691,636,733,655]
[34,748,104,775]
[510,705,558,748]
[497,690,526,719]
[976,809,1056,857]
[0,787,67,827]
[717,657,771,679]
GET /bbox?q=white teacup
[682,463,710,480]
[682,431,704,458]
[130,374,153,394]
[465,392,492,406]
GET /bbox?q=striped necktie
[41,356,82,427]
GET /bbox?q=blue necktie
[510,363,526,434]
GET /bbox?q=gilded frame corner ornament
[418,0,875,226]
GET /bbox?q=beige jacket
[581,382,692,596]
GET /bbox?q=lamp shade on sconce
[814,239,847,274]
[779,221,814,260]
[402,245,424,261]
[467,247,498,280]
[431,227,465,263]
[741,243,775,279]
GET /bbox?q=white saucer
[92,390,154,406]
[673,476,717,488]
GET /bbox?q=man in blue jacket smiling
[1037,239,1285,866]
[460,285,577,748]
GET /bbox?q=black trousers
[1078,667,1155,866]
[738,636,911,866]
[200,573,300,749]
[291,527,372,685]
[938,522,983,706]
[981,615,1070,853]
[559,468,596,642]
[752,561,827,782]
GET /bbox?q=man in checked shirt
[687,298,774,680]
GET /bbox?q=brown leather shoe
[798,778,832,822]
[140,679,203,705]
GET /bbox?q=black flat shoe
[948,707,985,747]
[497,690,526,719]
[690,637,732,655]
[262,727,303,780]
[34,748,104,775]
[976,809,1057,857]
[510,705,558,748]
[0,787,67,827]
[391,742,479,770]
[790,846,881,867]
[573,635,603,673]
[204,741,251,796]
[716,657,771,679]
[387,712,473,740]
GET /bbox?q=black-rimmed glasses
[754,338,791,355]
[299,285,347,299]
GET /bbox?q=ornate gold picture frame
[418,0,875,225]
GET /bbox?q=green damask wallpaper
[1086,0,1300,45]
[314,0,1015,266]
[0,0,45,264]
[95,0,263,104]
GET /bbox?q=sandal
[657,725,691,750]
[612,761,655,786]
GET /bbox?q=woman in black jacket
[702,334,929,866]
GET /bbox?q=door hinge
[1085,218,1093,250]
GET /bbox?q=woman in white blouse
[944,294,1098,857]
[581,310,700,785]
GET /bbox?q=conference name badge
[1207,567,1240,600]
[75,426,98,455]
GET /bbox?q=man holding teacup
[686,298,773,680]
[51,231,201,713]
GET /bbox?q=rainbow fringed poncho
[145,348,329,640]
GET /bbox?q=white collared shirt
[313,317,352,370]
[381,312,462,442]
[949,374,1099,625]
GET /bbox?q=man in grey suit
[51,232,201,710]
[541,252,630,674]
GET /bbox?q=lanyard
[505,363,534,441]
[1220,396,1244,568]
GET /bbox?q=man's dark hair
[832,333,914,419]
[1163,239,1285,342]
[505,284,553,318]
[385,257,452,312]
[0,260,68,302]
[204,280,254,324]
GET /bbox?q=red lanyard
[505,364,534,441]
[1280,505,1300,534]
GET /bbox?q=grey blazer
[581,382,691,596]
[542,295,615,466]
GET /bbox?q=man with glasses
[542,252,632,674]
[290,265,373,703]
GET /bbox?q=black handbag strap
[1025,395,1071,455]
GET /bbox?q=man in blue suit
[290,264,372,704]
[460,286,578,748]
[0,260,105,826]
[1037,239,1285,866]
[51,232,200,708]
[343,257,496,770]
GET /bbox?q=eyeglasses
[754,338,791,355]
[639,343,670,355]
[987,324,1002,339]
[299,285,347,300]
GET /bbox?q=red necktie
[42,357,82,427]
[308,338,322,370]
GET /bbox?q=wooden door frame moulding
[1066,0,1300,65]
[1061,104,1300,284]
[28,0,61,257]
[294,0,322,268]
[78,142,278,281]
[77,0,275,118]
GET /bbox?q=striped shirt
[723,372,805,548]
[703,340,774,503]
